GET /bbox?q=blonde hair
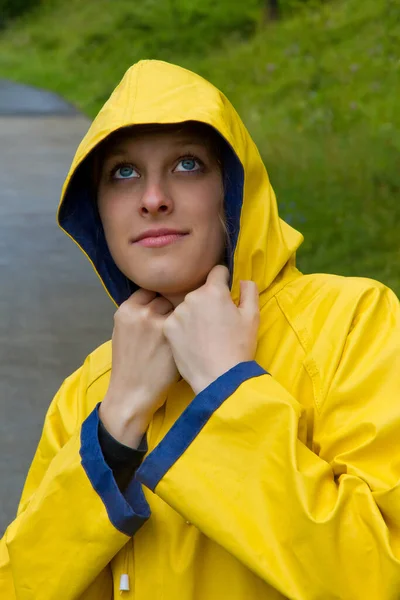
[218,211,234,267]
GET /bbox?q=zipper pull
[119,573,130,592]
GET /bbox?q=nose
[139,179,173,216]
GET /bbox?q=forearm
[99,392,153,449]
[136,364,400,599]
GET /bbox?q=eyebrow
[103,138,209,160]
[168,137,208,147]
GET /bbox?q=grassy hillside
[0,0,399,294]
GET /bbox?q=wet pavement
[0,87,114,534]
[0,80,78,116]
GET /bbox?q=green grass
[0,0,399,294]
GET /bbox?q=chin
[131,267,209,296]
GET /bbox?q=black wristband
[98,418,147,472]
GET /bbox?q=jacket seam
[259,267,302,310]
[274,294,322,415]
[127,59,142,121]
[85,366,112,394]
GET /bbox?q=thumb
[206,264,230,288]
[238,280,259,318]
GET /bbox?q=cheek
[189,178,223,225]
[98,191,131,238]
[198,187,224,244]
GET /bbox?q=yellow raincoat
[1,59,400,600]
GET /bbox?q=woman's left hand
[163,265,260,395]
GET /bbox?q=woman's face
[97,125,226,305]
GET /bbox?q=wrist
[99,398,152,449]
[191,360,242,395]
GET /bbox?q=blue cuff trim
[80,405,151,536]
[136,361,268,492]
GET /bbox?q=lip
[133,228,188,242]
[132,228,189,248]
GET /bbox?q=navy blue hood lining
[58,128,244,306]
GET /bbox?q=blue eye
[113,165,139,179]
[175,158,201,172]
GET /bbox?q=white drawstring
[119,537,134,593]
[119,573,130,592]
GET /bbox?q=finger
[148,295,175,315]
[238,280,259,318]
[206,264,230,288]
[128,288,158,306]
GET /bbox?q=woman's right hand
[99,289,179,448]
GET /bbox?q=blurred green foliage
[0,0,39,25]
[0,0,398,294]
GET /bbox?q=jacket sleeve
[0,361,150,600]
[136,284,400,600]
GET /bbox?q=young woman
[1,59,399,600]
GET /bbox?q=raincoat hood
[58,59,303,306]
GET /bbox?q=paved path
[0,80,78,116]
[0,85,113,534]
